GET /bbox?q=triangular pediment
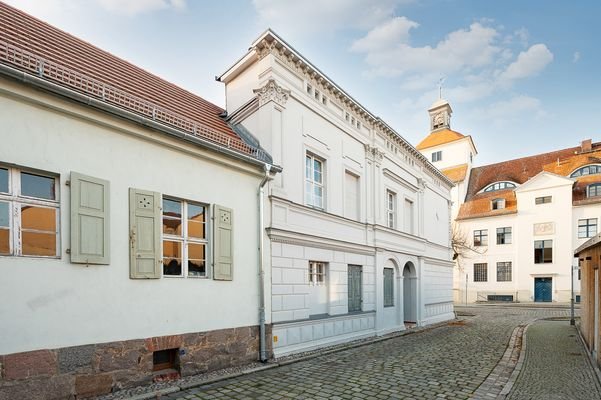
[514,171,574,193]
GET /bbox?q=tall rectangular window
[432,151,442,162]
[578,218,597,239]
[162,198,208,277]
[473,229,488,246]
[496,227,512,244]
[496,262,512,282]
[534,240,553,263]
[305,153,324,209]
[383,268,394,307]
[474,263,487,282]
[404,199,414,234]
[386,190,396,229]
[0,167,60,257]
[344,171,359,220]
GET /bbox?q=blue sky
[5,0,600,165]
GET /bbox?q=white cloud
[352,22,500,77]
[350,17,418,52]
[96,0,186,15]
[473,95,545,124]
[573,51,581,63]
[500,44,553,82]
[252,0,411,35]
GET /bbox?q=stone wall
[0,325,270,400]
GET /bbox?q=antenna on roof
[438,75,446,99]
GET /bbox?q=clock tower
[428,98,452,132]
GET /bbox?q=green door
[348,265,362,312]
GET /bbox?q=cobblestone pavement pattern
[162,307,592,400]
[507,319,601,400]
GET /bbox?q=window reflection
[21,172,55,200]
[162,198,182,235]
[21,205,56,231]
[22,232,56,256]
[0,202,8,227]
[163,240,182,276]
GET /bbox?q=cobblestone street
[157,306,599,400]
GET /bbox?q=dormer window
[483,181,517,193]
[492,198,505,210]
[587,183,601,198]
[571,164,601,178]
[432,151,442,162]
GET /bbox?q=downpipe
[258,163,272,362]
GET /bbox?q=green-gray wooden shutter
[383,268,394,307]
[213,204,233,281]
[129,188,161,279]
[70,172,110,264]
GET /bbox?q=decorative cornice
[253,78,290,108]
[251,33,454,188]
[364,144,384,164]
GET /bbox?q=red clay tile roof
[460,141,601,220]
[0,2,251,152]
[457,189,517,220]
[416,128,466,150]
[441,164,468,183]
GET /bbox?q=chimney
[581,139,592,153]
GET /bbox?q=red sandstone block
[3,350,57,380]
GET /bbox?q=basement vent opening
[153,348,178,372]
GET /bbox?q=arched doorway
[403,262,417,323]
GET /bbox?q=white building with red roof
[417,97,600,304]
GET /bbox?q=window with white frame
[0,166,60,257]
[578,218,597,239]
[309,261,326,285]
[587,183,601,198]
[496,262,512,282]
[483,181,516,193]
[162,197,207,277]
[535,196,552,205]
[474,263,487,282]
[386,190,396,229]
[432,151,442,162]
[491,198,505,210]
[305,153,324,209]
[473,229,488,246]
[496,227,512,244]
[534,240,553,264]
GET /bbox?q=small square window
[474,230,488,246]
[432,151,442,162]
[535,196,552,205]
[309,261,326,285]
[534,240,553,263]
[496,227,512,244]
[153,348,178,372]
[474,263,487,282]
[578,218,597,239]
[306,84,313,95]
[492,198,505,210]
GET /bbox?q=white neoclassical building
[417,97,599,303]
[218,30,455,356]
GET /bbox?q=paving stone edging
[110,318,456,400]
[575,322,601,386]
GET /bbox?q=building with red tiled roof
[0,3,280,398]
[417,99,601,305]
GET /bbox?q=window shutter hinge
[66,248,71,254]
[65,180,70,186]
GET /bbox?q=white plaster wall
[0,82,264,354]
[422,138,473,171]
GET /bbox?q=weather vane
[438,75,446,99]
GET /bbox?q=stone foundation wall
[0,324,271,400]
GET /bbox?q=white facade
[0,77,267,355]
[418,100,598,303]
[220,31,455,356]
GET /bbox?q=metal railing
[0,40,268,162]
